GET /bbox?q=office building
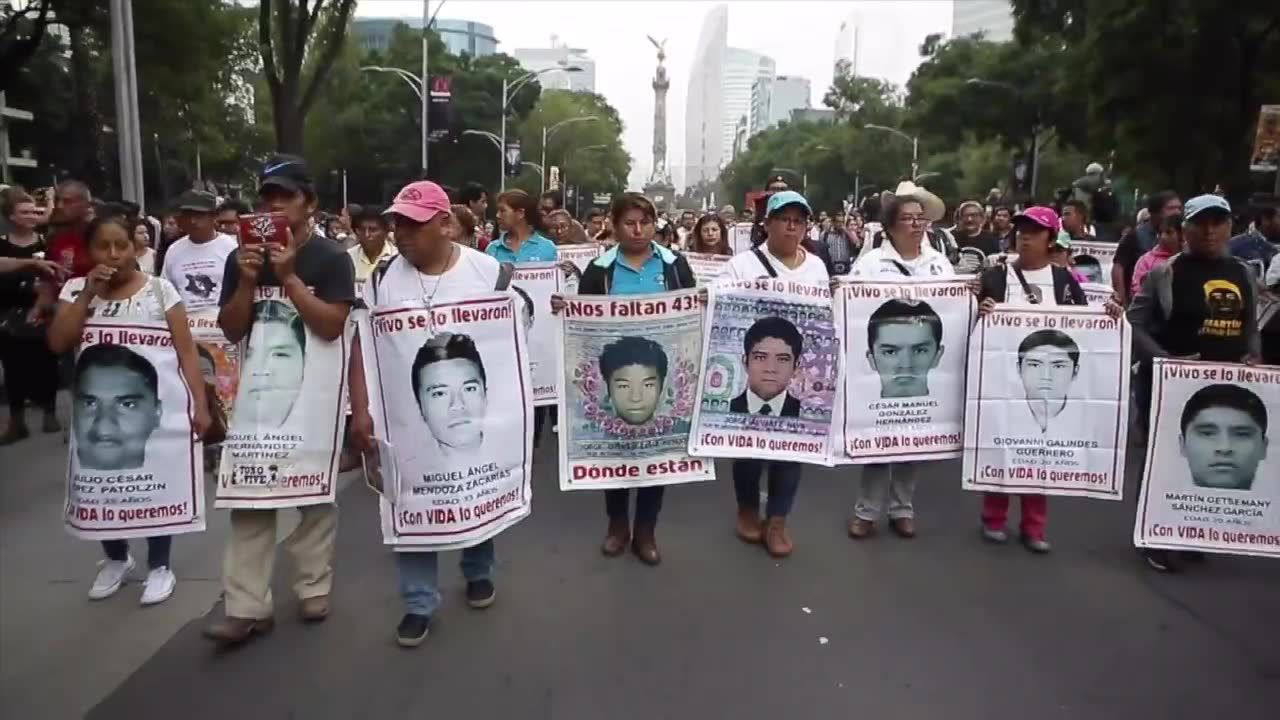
[951,0,1015,42]
[354,18,499,57]
[749,75,810,135]
[513,38,596,93]
[721,47,775,163]
[684,5,729,187]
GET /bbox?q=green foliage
[519,90,630,199]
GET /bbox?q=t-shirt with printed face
[160,233,238,315]
[1164,253,1253,362]
[218,232,355,306]
[1005,265,1058,307]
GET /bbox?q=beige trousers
[222,504,338,619]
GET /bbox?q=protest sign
[1249,104,1279,172]
[215,286,350,509]
[557,244,603,273]
[512,262,561,406]
[961,306,1130,499]
[189,313,239,412]
[685,252,731,285]
[1071,241,1115,285]
[688,278,840,464]
[364,293,533,550]
[65,320,204,540]
[1134,359,1280,558]
[836,277,974,463]
[1080,282,1114,306]
[557,289,714,490]
[730,223,754,255]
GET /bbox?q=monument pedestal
[643,181,676,214]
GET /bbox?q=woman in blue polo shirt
[486,189,558,264]
[570,193,696,565]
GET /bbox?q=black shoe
[1143,549,1178,573]
[465,579,496,609]
[396,613,431,647]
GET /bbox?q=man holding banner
[558,193,698,565]
[1128,194,1263,571]
[718,191,830,558]
[349,180,528,648]
[204,156,355,646]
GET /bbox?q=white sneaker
[89,556,135,600]
[140,566,176,606]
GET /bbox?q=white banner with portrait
[1071,240,1115,286]
[511,262,561,406]
[215,286,350,509]
[836,277,974,463]
[1080,282,1114,306]
[730,223,754,255]
[688,279,841,465]
[364,294,533,550]
[557,244,602,295]
[65,320,205,540]
[557,290,714,490]
[1134,359,1280,558]
[189,312,239,415]
[961,306,1131,499]
[685,252,731,286]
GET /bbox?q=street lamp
[361,65,424,99]
[864,123,919,181]
[500,64,583,191]
[965,77,1044,197]
[542,116,599,192]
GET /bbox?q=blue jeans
[396,540,495,616]
[733,459,800,517]
[101,536,171,570]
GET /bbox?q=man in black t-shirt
[1127,193,1261,573]
[206,154,355,647]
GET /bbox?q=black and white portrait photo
[1179,384,1269,491]
[411,332,489,458]
[599,336,668,427]
[1016,329,1081,434]
[73,344,161,471]
[235,299,306,428]
[866,298,945,399]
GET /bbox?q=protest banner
[363,293,533,550]
[1249,104,1279,172]
[557,244,603,274]
[961,305,1130,499]
[189,312,239,412]
[1134,359,1280,558]
[688,278,840,465]
[65,320,204,540]
[730,223,754,255]
[1080,282,1114,306]
[215,286,350,509]
[557,289,714,490]
[1070,241,1115,285]
[685,251,731,285]
[512,262,561,406]
[836,277,974,463]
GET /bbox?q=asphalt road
[3,424,1277,720]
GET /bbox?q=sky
[357,1,955,190]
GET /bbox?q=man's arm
[282,276,350,341]
[217,249,258,343]
[1126,268,1168,360]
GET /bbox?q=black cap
[258,154,313,195]
[175,189,217,213]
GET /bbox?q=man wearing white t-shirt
[724,190,828,560]
[347,180,508,649]
[160,189,238,316]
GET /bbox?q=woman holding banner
[48,215,211,605]
[349,180,514,647]
[973,207,1089,553]
[561,193,696,565]
[847,195,955,540]
[722,190,829,558]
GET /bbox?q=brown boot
[300,595,330,622]
[848,517,875,539]
[601,517,630,557]
[203,616,274,646]
[763,517,793,558]
[890,517,917,539]
[735,507,763,543]
[631,524,661,566]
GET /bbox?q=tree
[1012,0,1280,194]
[258,0,357,153]
[0,0,50,93]
[519,90,630,200]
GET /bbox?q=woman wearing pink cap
[973,205,1086,554]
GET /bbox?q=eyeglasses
[898,215,927,226]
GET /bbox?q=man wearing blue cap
[1128,193,1262,572]
[722,190,829,559]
